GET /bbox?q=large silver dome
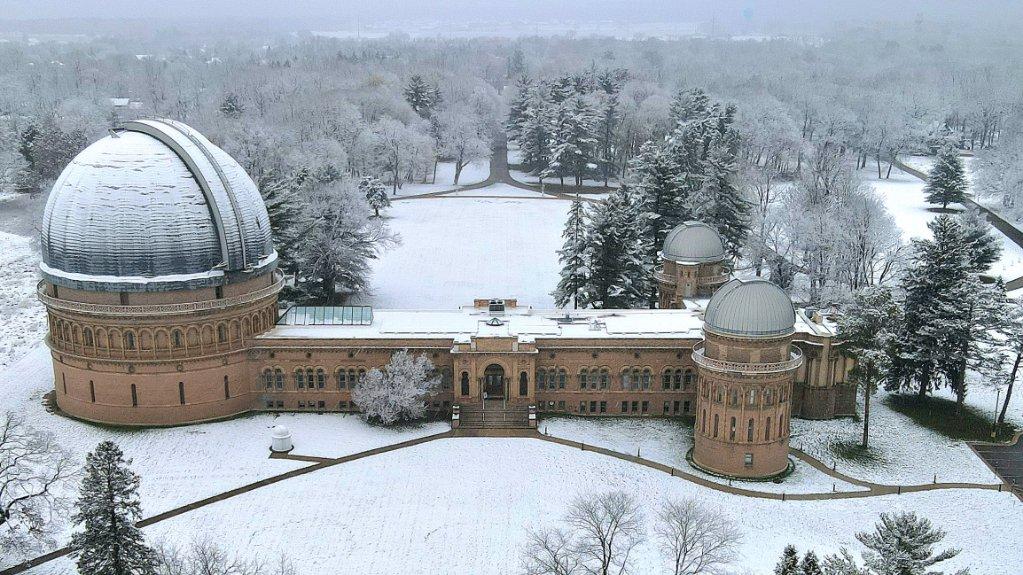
[41,119,276,292]
[703,279,795,337]
[662,221,725,263]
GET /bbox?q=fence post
[782,492,786,502]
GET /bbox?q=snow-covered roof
[260,301,828,343]
[704,279,796,338]
[661,221,726,264]
[40,118,276,292]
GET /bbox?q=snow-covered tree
[838,287,901,448]
[352,351,441,425]
[655,497,741,575]
[506,75,534,140]
[437,104,491,185]
[545,95,599,186]
[924,145,967,210]
[582,185,650,309]
[801,551,824,575]
[71,441,157,575]
[359,175,390,217]
[153,538,296,575]
[219,93,245,118]
[595,91,621,186]
[692,146,751,260]
[257,169,307,275]
[372,117,425,194]
[553,198,589,309]
[0,413,76,567]
[856,512,961,575]
[958,207,1001,274]
[518,92,554,183]
[775,545,800,575]
[297,181,399,303]
[404,75,440,118]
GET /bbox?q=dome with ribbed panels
[661,221,726,263]
[40,119,276,292]
[703,279,795,337]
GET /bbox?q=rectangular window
[744,453,754,467]
[318,401,325,409]
[298,401,306,408]
[224,375,230,399]
[589,401,596,413]
[89,380,95,402]
[215,285,224,299]
[599,401,606,413]
[641,401,649,413]
[621,401,629,413]
[178,382,185,405]
[683,400,690,413]
[62,373,67,394]
[130,384,138,407]
[663,402,670,415]
[276,400,284,408]
[558,400,565,410]
[631,401,639,413]
[266,400,274,409]
[119,292,129,305]
[578,401,585,413]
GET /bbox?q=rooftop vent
[488,299,505,314]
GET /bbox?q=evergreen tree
[71,441,157,575]
[545,96,599,186]
[775,545,800,575]
[553,198,589,309]
[404,75,439,118]
[669,88,711,126]
[506,75,534,140]
[581,186,650,308]
[630,141,690,277]
[219,93,245,118]
[518,92,554,183]
[693,146,751,260]
[856,512,960,575]
[360,175,390,217]
[800,551,824,575]
[595,91,621,186]
[258,169,307,275]
[924,145,967,210]
[958,207,1001,273]
[838,287,901,448]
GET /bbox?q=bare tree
[0,412,77,567]
[655,498,741,575]
[566,491,645,575]
[154,538,295,575]
[522,528,580,575]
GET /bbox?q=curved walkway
[3,427,1009,575]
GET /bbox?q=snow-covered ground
[388,160,489,197]
[0,344,447,568]
[28,438,1021,575]
[443,183,557,198]
[358,193,569,309]
[540,416,867,494]
[0,230,47,369]
[865,163,1023,280]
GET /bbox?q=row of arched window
[535,367,696,392]
[260,366,453,391]
[701,381,787,407]
[700,410,789,442]
[49,305,276,358]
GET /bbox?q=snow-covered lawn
[389,160,489,197]
[865,165,1023,280]
[24,437,1018,575]
[0,344,448,568]
[358,194,570,309]
[540,415,866,494]
[0,230,47,369]
[443,183,557,198]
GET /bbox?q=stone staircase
[455,401,531,429]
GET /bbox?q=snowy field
[0,230,47,369]
[540,416,867,494]
[389,160,489,197]
[864,163,1023,280]
[0,344,448,568]
[358,191,570,308]
[27,438,1021,575]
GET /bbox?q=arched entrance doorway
[483,364,505,399]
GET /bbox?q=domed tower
[691,279,802,478]
[656,221,730,308]
[38,119,282,426]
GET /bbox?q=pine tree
[519,92,554,183]
[258,169,307,275]
[775,545,800,575]
[595,91,621,186]
[581,186,649,309]
[693,146,751,260]
[838,287,901,448]
[856,512,960,575]
[630,141,690,273]
[554,198,589,309]
[924,145,967,210]
[545,96,599,186]
[506,75,534,140]
[958,207,1001,273]
[71,442,157,575]
[404,75,438,118]
[219,93,245,118]
[800,551,824,575]
[360,176,390,218]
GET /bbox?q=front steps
[454,401,535,429]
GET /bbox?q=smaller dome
[271,425,291,438]
[704,279,795,337]
[662,221,726,263]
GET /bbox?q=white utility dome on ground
[661,221,726,263]
[703,278,796,337]
[270,425,293,452]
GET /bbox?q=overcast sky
[4,0,1021,32]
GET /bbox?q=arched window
[632,368,641,390]
[124,331,135,350]
[729,388,739,407]
[172,329,183,348]
[262,368,274,390]
[621,370,631,390]
[536,368,546,391]
[764,388,774,406]
[84,328,94,347]
[778,415,784,437]
[274,368,284,390]
[747,418,754,442]
[765,417,772,441]
[673,369,683,390]
[729,417,736,440]
[295,368,305,389]
[519,372,528,396]
[662,370,672,390]
[316,368,326,389]
[442,368,452,389]
[599,369,610,389]
[683,369,694,388]
[306,368,315,389]
[460,371,470,396]
[337,369,347,389]
[748,389,758,407]
[701,409,707,433]
[579,368,589,390]
[217,324,228,343]
[357,369,366,383]
[715,386,723,403]
[557,369,567,389]
[713,414,719,438]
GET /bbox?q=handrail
[652,270,676,285]
[697,273,731,286]
[37,273,283,317]
[692,343,802,374]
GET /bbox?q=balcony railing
[653,269,676,285]
[37,273,284,317]
[691,343,802,375]
[697,272,731,286]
